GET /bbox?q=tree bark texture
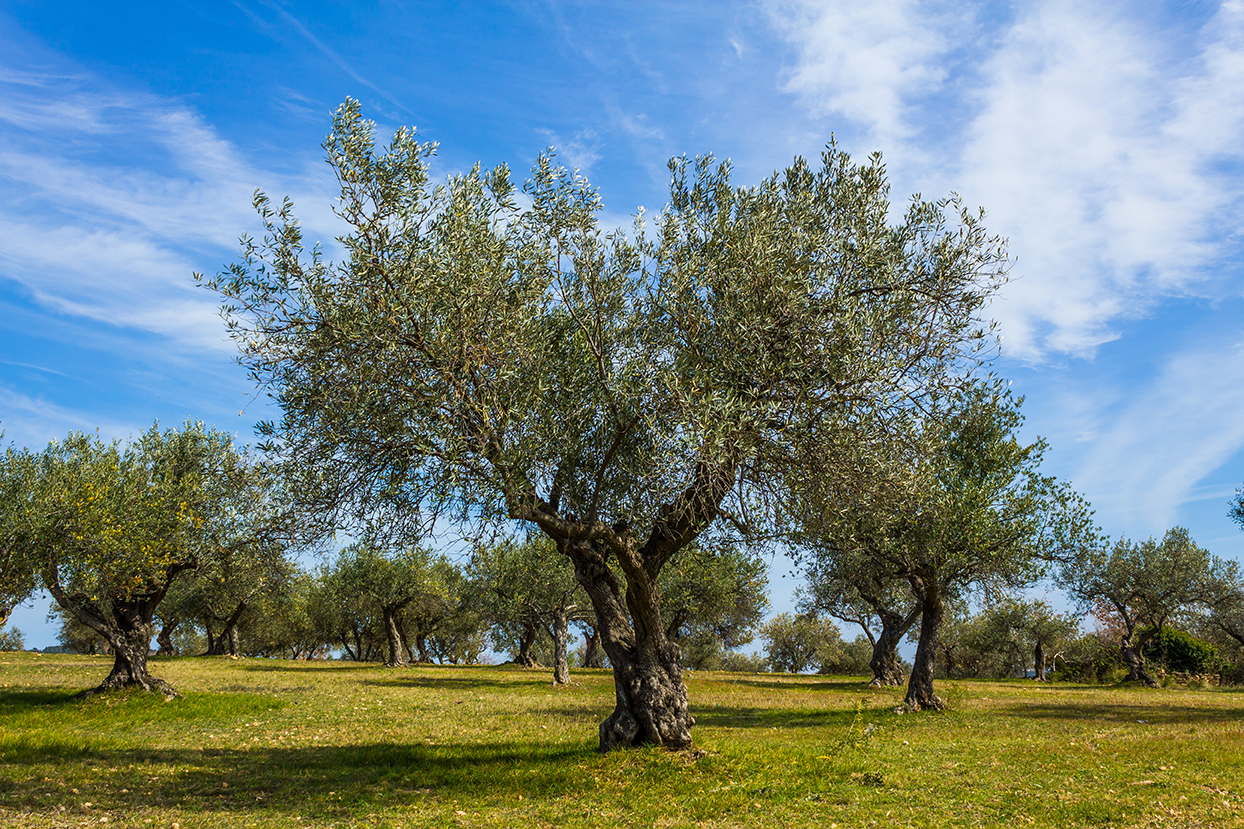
[1120,640,1158,687]
[562,538,693,751]
[156,619,180,656]
[582,626,602,668]
[45,584,179,699]
[868,625,906,687]
[905,589,945,711]
[1033,641,1046,681]
[550,608,570,685]
[383,606,409,666]
[515,622,540,667]
[203,603,247,656]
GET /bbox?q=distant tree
[797,556,918,686]
[817,633,873,676]
[659,544,769,670]
[0,623,24,652]
[238,569,331,659]
[316,551,387,663]
[397,554,478,665]
[1007,599,1079,681]
[18,425,231,696]
[469,537,585,683]
[798,385,1096,709]
[203,100,1008,749]
[337,540,444,666]
[1059,528,1219,687]
[0,439,37,628]
[1208,568,1244,653]
[761,613,842,674]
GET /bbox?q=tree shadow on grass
[237,661,380,674]
[0,739,596,820]
[690,704,870,731]
[0,689,79,712]
[999,702,1244,724]
[362,674,563,692]
[703,676,881,694]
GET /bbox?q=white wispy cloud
[764,0,1244,543]
[764,0,958,148]
[767,0,1244,361]
[959,0,1244,359]
[1061,336,1244,537]
[0,385,140,451]
[0,58,343,355]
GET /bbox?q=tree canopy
[202,99,1009,749]
[1060,527,1220,687]
[795,385,1096,708]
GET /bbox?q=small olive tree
[1060,528,1219,686]
[797,553,919,686]
[796,386,1096,709]
[658,544,769,670]
[0,438,36,629]
[18,425,245,695]
[468,536,586,683]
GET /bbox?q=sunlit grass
[0,652,1241,827]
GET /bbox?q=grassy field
[1,653,1242,828]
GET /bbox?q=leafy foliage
[760,613,844,674]
[1059,527,1221,685]
[201,98,1010,746]
[1141,627,1219,675]
[659,544,769,669]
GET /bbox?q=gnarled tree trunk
[905,587,945,711]
[203,603,247,656]
[1033,641,1046,681]
[582,625,602,668]
[156,618,180,656]
[563,538,693,751]
[46,581,180,699]
[383,605,409,666]
[515,621,540,667]
[1120,637,1158,687]
[869,624,906,687]
[549,608,569,685]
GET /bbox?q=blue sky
[3,1,1244,647]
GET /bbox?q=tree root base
[76,676,180,701]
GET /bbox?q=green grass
[1,653,1242,827]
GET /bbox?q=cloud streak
[0,54,343,355]
[767,0,1244,361]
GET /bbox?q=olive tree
[339,540,447,667]
[1005,598,1079,681]
[760,613,842,673]
[1059,528,1218,687]
[0,438,37,628]
[1207,565,1244,653]
[18,425,232,696]
[468,536,586,683]
[201,100,1007,749]
[658,544,769,670]
[797,551,919,686]
[798,386,1096,709]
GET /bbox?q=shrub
[1141,627,1218,674]
[0,625,24,652]
[1051,633,1124,683]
